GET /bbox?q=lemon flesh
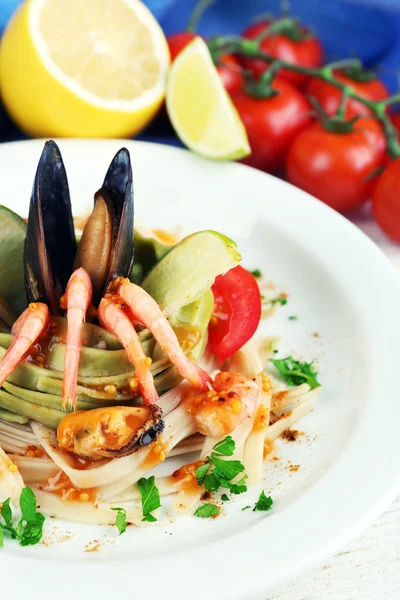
[0,0,170,137]
[166,38,250,160]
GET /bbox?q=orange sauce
[173,325,201,353]
[23,445,48,459]
[44,471,98,503]
[263,440,276,460]
[25,318,59,367]
[186,388,242,436]
[66,454,97,471]
[142,440,167,469]
[172,460,203,494]
[252,405,269,432]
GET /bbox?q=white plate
[0,139,399,600]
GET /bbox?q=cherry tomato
[208,265,261,363]
[286,117,385,212]
[216,54,243,94]
[391,112,400,134]
[167,32,197,62]
[240,20,323,88]
[306,70,388,118]
[231,78,312,173]
[372,157,400,242]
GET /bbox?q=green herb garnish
[195,436,247,496]
[111,507,127,535]
[250,269,262,278]
[271,296,287,306]
[221,494,230,502]
[194,504,220,518]
[137,476,161,523]
[270,356,320,389]
[288,315,298,321]
[0,487,45,547]
[242,506,251,511]
[253,491,273,512]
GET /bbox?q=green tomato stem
[210,35,400,159]
[187,0,215,33]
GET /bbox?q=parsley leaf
[221,494,230,502]
[19,514,45,547]
[242,506,251,511]
[195,437,248,496]
[142,514,158,523]
[111,507,127,535]
[138,476,161,523]
[228,475,248,495]
[1,498,12,526]
[211,456,244,481]
[253,491,273,512]
[18,487,45,546]
[250,269,262,278]
[204,472,220,492]
[194,504,220,518]
[288,315,298,321]
[270,356,320,389]
[0,487,45,547]
[271,296,287,306]
[195,462,210,485]
[212,436,235,457]
[19,487,38,522]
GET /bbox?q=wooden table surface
[269,208,400,600]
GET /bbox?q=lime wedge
[166,37,250,160]
[0,206,27,315]
[142,230,241,317]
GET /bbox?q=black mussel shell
[109,403,164,458]
[24,141,76,314]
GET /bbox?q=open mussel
[74,148,134,304]
[56,405,164,459]
[24,143,135,310]
[24,141,76,315]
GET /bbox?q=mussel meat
[74,147,134,304]
[57,405,164,459]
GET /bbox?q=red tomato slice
[208,265,261,362]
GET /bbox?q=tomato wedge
[208,265,262,362]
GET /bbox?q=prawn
[186,371,260,438]
[117,279,211,391]
[60,268,92,410]
[98,296,158,405]
[0,303,49,387]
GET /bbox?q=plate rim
[0,138,399,600]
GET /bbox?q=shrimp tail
[0,303,49,387]
[61,268,92,411]
[98,297,158,405]
[118,280,212,390]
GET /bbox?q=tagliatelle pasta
[0,142,321,538]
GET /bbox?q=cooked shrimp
[186,371,260,438]
[117,279,211,390]
[60,268,92,410]
[98,297,158,405]
[0,303,49,387]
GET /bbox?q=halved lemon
[166,37,250,160]
[0,0,170,137]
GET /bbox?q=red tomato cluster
[168,16,399,245]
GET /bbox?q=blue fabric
[1,0,400,143]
